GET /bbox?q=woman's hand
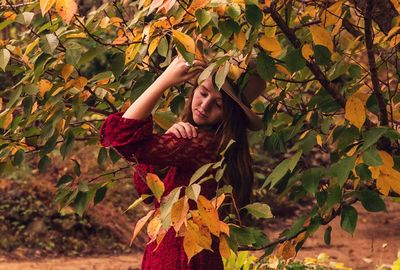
[158,55,207,88]
[166,122,198,139]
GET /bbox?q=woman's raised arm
[122,56,205,120]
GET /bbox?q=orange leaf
[219,233,230,259]
[309,25,334,53]
[301,44,313,61]
[56,0,77,24]
[171,196,189,233]
[74,76,88,90]
[38,79,53,98]
[61,64,74,81]
[197,195,220,236]
[147,209,162,243]
[2,111,13,129]
[259,36,282,52]
[234,31,246,51]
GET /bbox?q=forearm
[122,76,170,120]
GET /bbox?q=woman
[99,55,266,269]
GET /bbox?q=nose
[200,97,212,111]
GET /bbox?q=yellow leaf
[316,134,323,146]
[99,17,110,28]
[147,209,162,243]
[228,63,244,81]
[0,97,2,111]
[320,1,343,27]
[309,25,334,53]
[183,220,205,263]
[40,0,57,16]
[24,38,39,56]
[171,196,189,233]
[125,43,140,65]
[276,240,297,260]
[301,44,313,61]
[146,173,165,202]
[259,36,282,52]
[219,234,230,259]
[345,95,365,129]
[211,193,225,209]
[65,32,87,39]
[234,31,246,51]
[56,0,77,24]
[197,195,220,236]
[61,64,74,81]
[130,210,155,245]
[148,36,161,56]
[369,151,400,196]
[172,30,195,54]
[276,64,290,76]
[38,79,53,98]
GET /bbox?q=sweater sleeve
[99,112,219,170]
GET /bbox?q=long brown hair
[181,81,254,210]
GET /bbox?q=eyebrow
[199,85,222,100]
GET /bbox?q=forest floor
[0,144,399,269]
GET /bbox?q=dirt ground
[1,200,399,270]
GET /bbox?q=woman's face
[191,77,223,127]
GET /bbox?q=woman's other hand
[165,122,198,139]
[159,56,207,87]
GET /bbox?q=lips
[196,109,207,118]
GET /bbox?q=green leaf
[0,49,11,72]
[324,225,332,245]
[357,190,386,212]
[263,150,302,189]
[230,226,256,246]
[109,148,121,163]
[72,159,81,176]
[157,36,168,57]
[195,9,211,28]
[89,71,114,82]
[174,39,194,64]
[38,155,51,173]
[171,94,185,115]
[124,194,151,212]
[314,45,331,65]
[189,163,213,185]
[302,167,323,195]
[227,4,241,20]
[56,174,74,187]
[360,127,388,151]
[215,61,229,90]
[186,184,201,201]
[94,186,108,205]
[97,147,108,166]
[110,52,125,78]
[245,5,262,28]
[328,155,356,187]
[160,187,181,229]
[256,51,276,82]
[340,205,358,235]
[73,191,88,217]
[12,149,25,166]
[219,20,239,39]
[60,130,75,159]
[284,49,306,73]
[39,33,59,54]
[244,203,273,219]
[34,53,52,79]
[15,12,34,25]
[363,147,383,166]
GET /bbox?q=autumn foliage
[1,0,400,265]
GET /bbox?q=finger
[183,69,203,81]
[190,124,198,138]
[175,124,188,139]
[182,122,194,138]
[166,126,181,138]
[192,60,208,68]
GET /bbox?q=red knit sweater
[100,112,224,270]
